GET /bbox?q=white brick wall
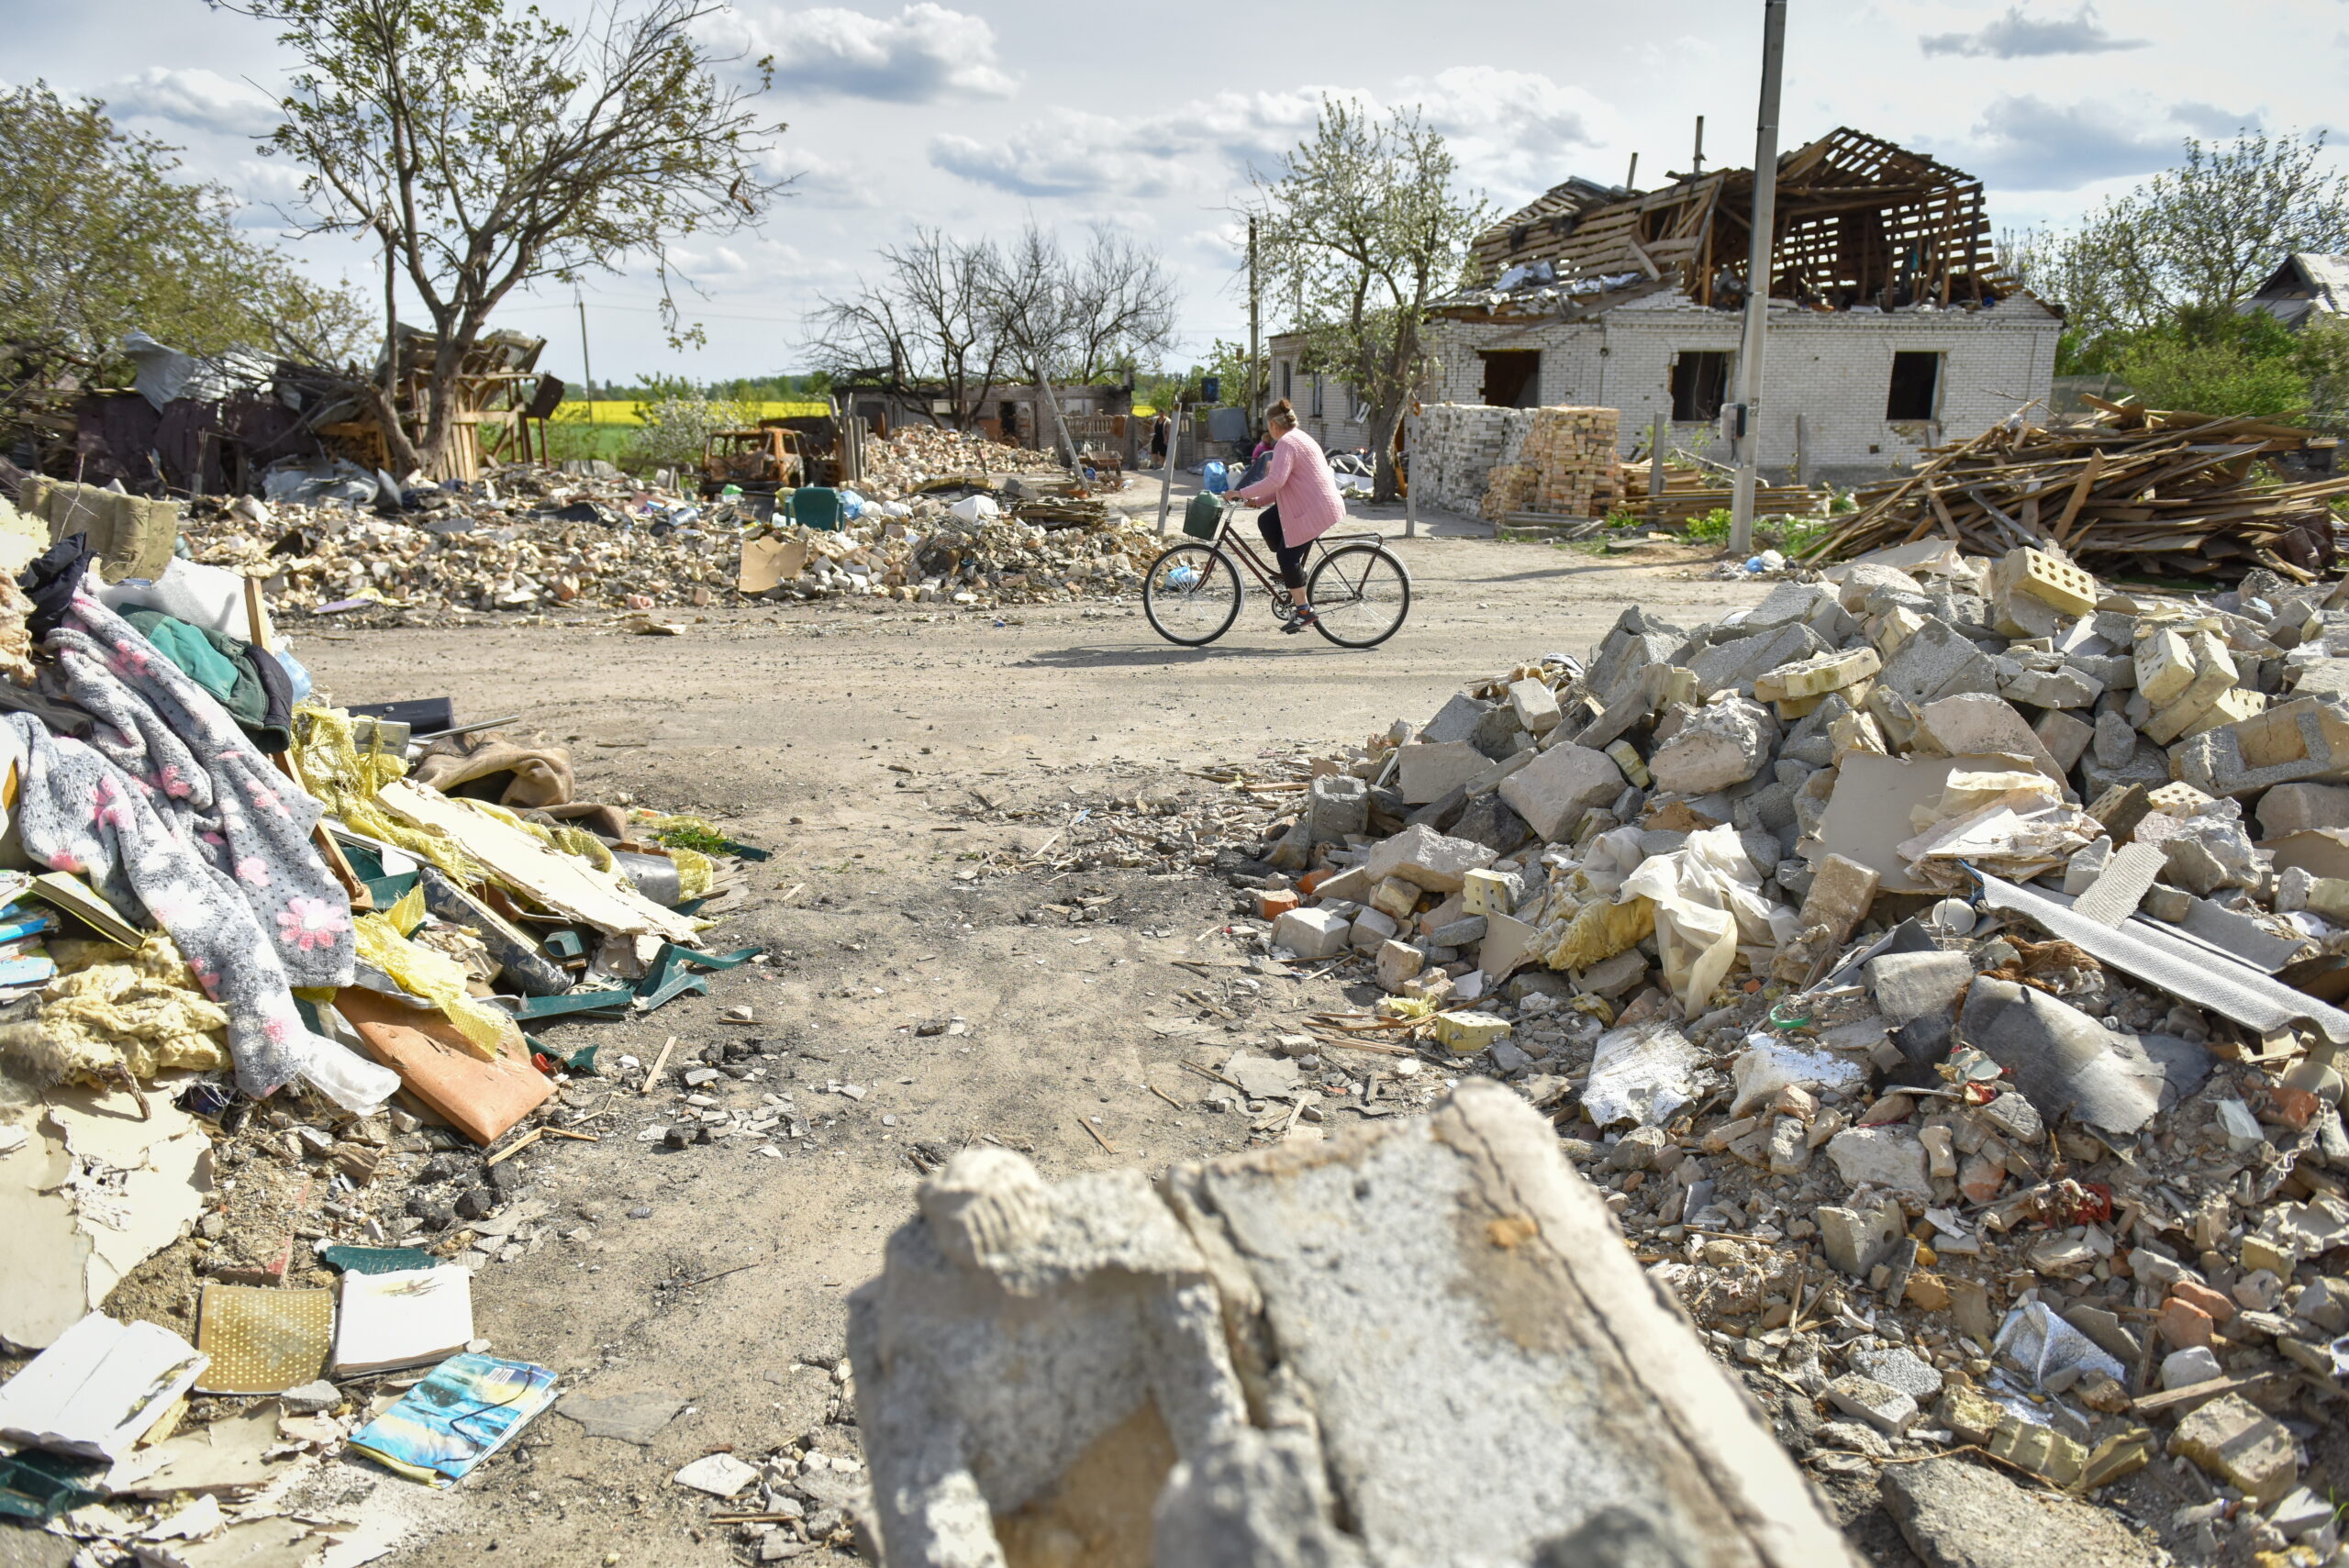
[1420,292,2059,476]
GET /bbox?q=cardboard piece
[738,535,808,594]
[0,1313,206,1461]
[337,986,550,1145]
[1806,752,2021,894]
[374,780,699,944]
[117,1401,290,1496]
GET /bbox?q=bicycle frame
[1205,506,1386,598]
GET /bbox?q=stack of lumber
[1798,400,2349,584]
[1622,462,1824,525]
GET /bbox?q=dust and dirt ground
[289,492,1778,1566]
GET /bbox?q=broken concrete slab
[852,1084,1858,1568]
[1880,1456,2154,1568]
[1878,618,2001,707]
[1688,621,1831,698]
[2169,1393,2299,1503]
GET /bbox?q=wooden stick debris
[640,1035,678,1095]
[1078,1118,1118,1153]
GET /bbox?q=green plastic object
[319,1244,437,1274]
[1182,493,1224,540]
[791,486,843,532]
[0,1449,106,1521]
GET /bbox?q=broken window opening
[1887,351,1942,421]
[1478,350,1542,409]
[1309,374,1324,419]
[1669,351,1731,422]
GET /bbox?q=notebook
[346,1354,557,1487]
[331,1266,474,1376]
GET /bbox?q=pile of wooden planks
[1798,400,2349,583]
[1623,462,1824,525]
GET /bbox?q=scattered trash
[345,1353,556,1486]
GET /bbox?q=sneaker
[1283,606,1319,635]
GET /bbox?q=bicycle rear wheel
[1308,544,1411,649]
[1142,543,1242,646]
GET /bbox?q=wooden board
[338,985,550,1146]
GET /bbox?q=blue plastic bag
[1202,461,1229,495]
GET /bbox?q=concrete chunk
[1397,740,1487,805]
[1879,617,2000,706]
[1867,951,1973,1024]
[846,1082,1865,1568]
[1688,621,1830,698]
[2257,781,2349,837]
[2169,1393,2299,1503]
[1497,742,1625,841]
[1272,907,1350,961]
[1649,695,1778,795]
[1881,1457,2153,1568]
[1910,693,2071,788]
[2033,707,2094,773]
[1363,823,1497,893]
[1771,852,1880,982]
[1507,678,1562,734]
[2175,696,2349,798]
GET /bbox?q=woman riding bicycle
[1228,399,1345,635]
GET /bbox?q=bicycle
[1141,495,1411,649]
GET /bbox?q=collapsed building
[1272,128,2062,485]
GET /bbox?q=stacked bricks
[1519,406,1622,517]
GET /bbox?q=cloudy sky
[11,0,2345,385]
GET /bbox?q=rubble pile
[177,437,1158,619]
[1226,539,2349,1561]
[1805,403,2349,584]
[0,474,782,1551]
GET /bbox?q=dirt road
[294,514,1771,1565]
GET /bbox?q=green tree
[228,0,791,476]
[2007,131,2349,355]
[2109,308,2310,417]
[1244,99,1490,499]
[0,83,367,421]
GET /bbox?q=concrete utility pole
[574,288,593,401]
[1247,218,1262,428]
[1729,0,1788,558]
[1155,394,1182,537]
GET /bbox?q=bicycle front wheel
[1141,543,1242,646]
[1308,545,1411,649]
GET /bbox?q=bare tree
[806,227,1008,432]
[977,220,1175,462]
[223,0,790,475]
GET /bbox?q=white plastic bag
[949,495,998,525]
[1620,825,1798,1018]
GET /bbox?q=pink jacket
[1231,428,1344,549]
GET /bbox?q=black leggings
[1257,506,1309,591]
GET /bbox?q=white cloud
[105,67,280,138]
[1404,67,1619,202]
[925,76,1614,207]
[727,4,1015,103]
[1920,5,2147,59]
[1955,94,2203,190]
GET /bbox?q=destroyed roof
[1439,127,2021,321]
[2240,252,2349,330]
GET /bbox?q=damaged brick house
[1271,128,2061,484]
